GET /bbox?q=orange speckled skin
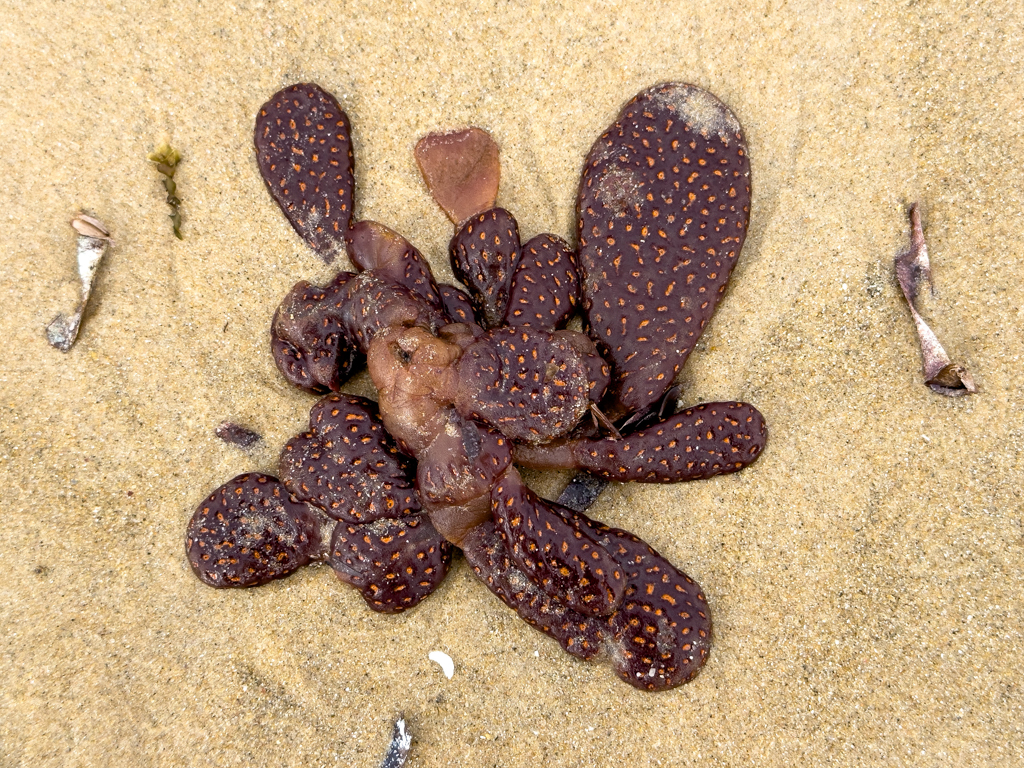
[185,473,321,588]
[461,502,713,691]
[255,84,355,264]
[186,82,768,692]
[280,394,420,523]
[578,83,752,417]
[514,402,767,483]
[330,512,452,614]
[504,233,582,330]
[449,207,521,328]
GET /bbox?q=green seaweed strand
[148,143,183,240]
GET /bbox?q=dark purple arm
[185,473,321,588]
[578,83,751,417]
[515,402,767,483]
[463,502,714,690]
[255,83,355,263]
[449,208,521,328]
[503,234,581,331]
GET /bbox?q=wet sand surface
[2,1,1022,765]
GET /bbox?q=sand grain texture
[1,1,1022,766]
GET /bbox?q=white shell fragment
[894,204,976,396]
[70,213,110,240]
[46,213,112,352]
[379,717,411,768]
[428,650,455,679]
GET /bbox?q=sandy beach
[2,0,1022,765]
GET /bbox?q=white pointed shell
[71,213,111,239]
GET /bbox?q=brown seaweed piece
[339,273,448,351]
[270,222,450,394]
[255,83,355,263]
[420,128,584,333]
[188,82,772,689]
[270,270,446,394]
[267,391,455,613]
[578,82,752,417]
[415,412,512,545]
[895,203,976,396]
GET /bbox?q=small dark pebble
[556,472,608,513]
[214,421,262,448]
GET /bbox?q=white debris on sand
[46,213,111,352]
[428,650,454,679]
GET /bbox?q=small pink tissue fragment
[415,128,500,227]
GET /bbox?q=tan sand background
[2,0,1022,765]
